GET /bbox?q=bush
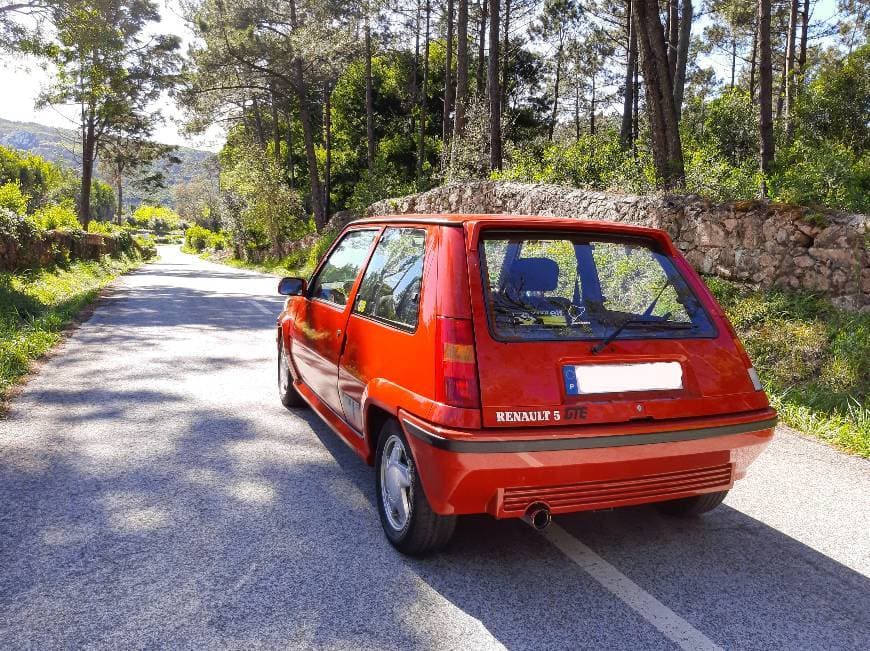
[347,162,418,214]
[0,207,37,242]
[184,224,228,252]
[705,276,869,456]
[87,220,121,236]
[771,140,870,213]
[29,202,81,231]
[129,205,184,232]
[134,234,157,259]
[0,181,28,216]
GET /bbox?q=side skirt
[293,379,371,462]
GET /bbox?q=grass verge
[706,277,869,458]
[1,253,144,408]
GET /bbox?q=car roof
[349,213,666,238]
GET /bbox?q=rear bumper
[400,409,776,518]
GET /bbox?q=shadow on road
[300,409,870,650]
[1,249,867,649]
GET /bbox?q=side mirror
[278,277,306,296]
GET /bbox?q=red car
[276,215,776,554]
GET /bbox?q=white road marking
[543,524,723,651]
[249,301,278,316]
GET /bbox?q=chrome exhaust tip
[522,503,552,530]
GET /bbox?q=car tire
[375,419,456,555]
[656,490,728,517]
[278,344,306,409]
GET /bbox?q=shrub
[130,205,184,232]
[771,140,869,213]
[87,220,121,236]
[0,207,37,242]
[184,224,228,252]
[0,181,28,215]
[29,202,81,231]
[134,234,157,259]
[347,162,418,214]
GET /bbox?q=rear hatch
[467,225,767,429]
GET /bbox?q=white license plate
[563,362,684,395]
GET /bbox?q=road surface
[1,246,868,649]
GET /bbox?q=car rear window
[480,231,715,341]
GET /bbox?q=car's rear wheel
[656,490,728,516]
[278,344,306,408]
[375,419,456,555]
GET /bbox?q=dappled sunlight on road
[0,247,866,649]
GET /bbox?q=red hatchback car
[276,215,776,554]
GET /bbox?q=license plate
[563,362,684,395]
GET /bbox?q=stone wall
[0,230,129,272]
[367,181,869,309]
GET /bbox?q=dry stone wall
[366,181,869,309]
[0,230,129,271]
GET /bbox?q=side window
[354,228,427,330]
[310,229,378,306]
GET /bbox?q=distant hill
[0,117,218,208]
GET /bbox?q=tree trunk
[749,18,758,99]
[79,114,95,229]
[797,0,809,78]
[667,0,678,77]
[673,0,691,121]
[452,0,469,164]
[783,0,799,138]
[252,96,265,147]
[633,0,684,188]
[289,0,325,229]
[500,0,511,110]
[589,68,596,135]
[365,12,375,169]
[270,86,281,166]
[620,0,637,147]
[548,38,563,141]
[575,75,581,141]
[412,0,420,135]
[488,0,502,170]
[116,177,123,224]
[730,34,737,88]
[633,58,639,154]
[476,0,487,95]
[758,0,774,194]
[284,102,296,188]
[443,0,455,143]
[324,81,332,218]
[417,0,431,180]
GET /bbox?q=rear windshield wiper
[591,318,692,353]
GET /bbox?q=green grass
[0,253,144,405]
[706,277,869,457]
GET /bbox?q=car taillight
[435,316,480,409]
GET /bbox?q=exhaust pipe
[522,503,552,530]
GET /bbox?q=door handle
[336,329,342,337]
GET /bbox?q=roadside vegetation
[0,253,144,407]
[707,278,869,457]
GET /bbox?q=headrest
[506,257,559,292]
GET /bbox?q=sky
[0,0,224,151]
[0,0,844,154]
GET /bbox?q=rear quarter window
[353,228,426,330]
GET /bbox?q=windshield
[479,232,716,342]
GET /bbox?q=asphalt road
[1,246,868,650]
